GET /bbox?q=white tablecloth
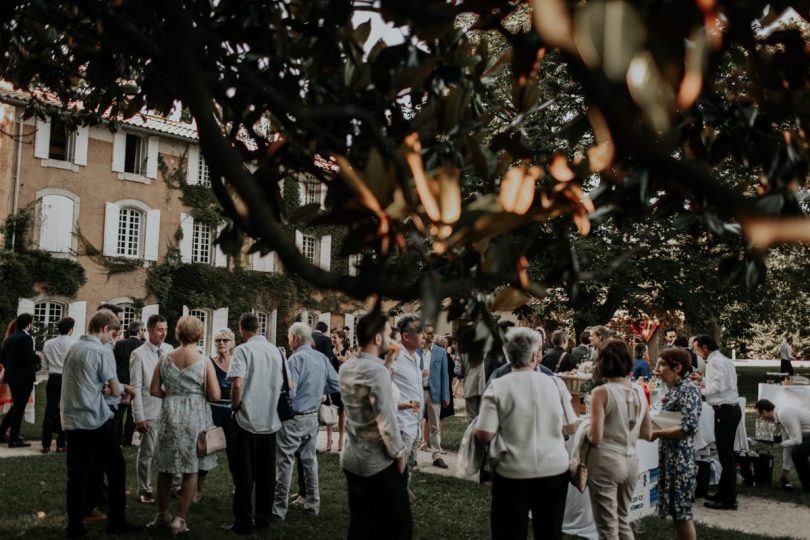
[758,384,810,409]
[692,398,749,453]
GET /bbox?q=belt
[295,409,319,417]
[712,403,739,409]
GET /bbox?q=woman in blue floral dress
[651,348,701,540]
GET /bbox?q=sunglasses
[215,338,231,343]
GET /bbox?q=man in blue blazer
[417,324,450,469]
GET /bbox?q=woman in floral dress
[650,347,701,540]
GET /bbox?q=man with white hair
[272,322,340,520]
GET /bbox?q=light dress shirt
[779,342,795,361]
[227,335,284,434]
[60,335,117,431]
[391,348,423,438]
[287,344,340,414]
[340,352,405,477]
[419,347,432,388]
[42,334,75,375]
[701,350,738,406]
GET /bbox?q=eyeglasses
[215,338,231,343]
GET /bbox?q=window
[301,234,317,264]
[119,305,138,331]
[192,221,213,264]
[117,207,143,257]
[256,311,268,336]
[304,180,322,206]
[124,134,148,175]
[189,309,209,353]
[48,119,76,162]
[198,153,211,187]
[34,302,64,340]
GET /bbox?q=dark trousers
[344,462,412,540]
[491,472,569,540]
[232,424,276,529]
[713,403,741,503]
[791,436,810,492]
[66,420,126,535]
[0,381,33,443]
[42,375,65,449]
[780,360,795,376]
[114,403,136,446]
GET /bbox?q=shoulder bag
[319,395,339,426]
[559,380,588,492]
[277,350,294,422]
[197,360,227,457]
[554,351,569,373]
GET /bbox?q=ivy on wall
[0,211,87,327]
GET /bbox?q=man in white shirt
[226,312,285,535]
[129,314,173,504]
[392,316,424,495]
[755,399,810,492]
[41,317,75,453]
[694,334,740,510]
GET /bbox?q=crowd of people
[1,306,809,539]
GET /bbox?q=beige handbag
[319,396,339,427]
[196,360,227,457]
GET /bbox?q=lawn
[0,373,805,539]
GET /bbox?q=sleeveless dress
[154,354,217,474]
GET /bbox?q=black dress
[329,350,345,410]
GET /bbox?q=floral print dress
[656,377,701,521]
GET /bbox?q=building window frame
[191,220,213,264]
[116,206,144,258]
[34,301,66,341]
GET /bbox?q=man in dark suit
[312,321,333,359]
[112,320,145,446]
[0,313,39,447]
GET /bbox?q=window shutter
[103,202,121,257]
[270,309,278,344]
[210,307,229,353]
[252,252,275,272]
[179,213,194,263]
[144,209,161,261]
[146,137,159,178]
[17,298,35,316]
[319,183,327,209]
[182,305,190,317]
[111,131,126,172]
[298,179,306,206]
[344,313,355,344]
[300,310,309,326]
[214,223,227,268]
[39,195,74,253]
[141,304,160,324]
[74,126,89,166]
[68,301,87,338]
[319,235,332,271]
[295,230,303,251]
[318,312,331,332]
[186,145,200,185]
[34,118,51,159]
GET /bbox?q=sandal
[171,516,189,536]
[147,511,172,529]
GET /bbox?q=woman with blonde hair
[195,327,236,501]
[149,316,220,535]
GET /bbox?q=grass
[0,373,805,538]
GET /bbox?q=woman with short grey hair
[475,327,570,539]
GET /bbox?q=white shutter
[252,252,275,272]
[211,307,229,354]
[144,209,161,261]
[186,145,200,185]
[17,298,35,316]
[34,118,51,159]
[74,126,89,166]
[39,195,74,253]
[319,235,332,271]
[141,304,160,324]
[300,310,309,327]
[295,230,303,251]
[68,301,87,338]
[182,305,189,317]
[344,313,355,344]
[319,183,327,209]
[318,312,331,332]
[179,213,193,263]
[146,136,159,178]
[298,180,306,206]
[214,223,227,268]
[111,131,126,172]
[270,309,278,344]
[103,202,121,256]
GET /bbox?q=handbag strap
[280,351,290,392]
[554,351,568,373]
